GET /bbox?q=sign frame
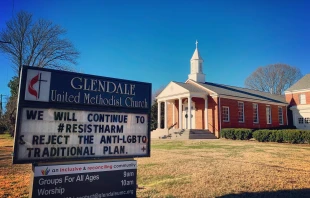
[13,66,151,164]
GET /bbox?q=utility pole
[0,94,3,118]
[0,94,2,118]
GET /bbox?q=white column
[172,101,175,128]
[179,98,182,129]
[164,100,168,129]
[204,97,208,130]
[188,96,192,129]
[157,101,161,129]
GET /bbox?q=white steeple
[188,40,205,83]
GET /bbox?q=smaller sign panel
[31,161,137,198]
[14,108,149,163]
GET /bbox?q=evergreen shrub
[221,128,253,140]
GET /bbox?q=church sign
[22,67,150,108]
[13,66,151,164]
[30,160,137,198]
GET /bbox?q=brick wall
[208,96,219,137]
[167,102,173,128]
[166,99,184,129]
[285,91,310,106]
[164,96,287,137]
[192,97,205,129]
[220,98,287,129]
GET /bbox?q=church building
[285,74,310,130]
[152,41,288,139]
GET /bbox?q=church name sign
[23,67,150,108]
[13,66,151,164]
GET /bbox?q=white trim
[172,102,175,128]
[266,105,272,124]
[188,96,192,129]
[222,106,230,122]
[284,88,310,94]
[157,92,205,102]
[179,98,182,129]
[238,101,245,123]
[219,97,221,132]
[253,103,259,123]
[157,101,161,129]
[218,95,287,106]
[210,93,219,97]
[164,101,167,129]
[204,97,208,130]
[290,104,310,110]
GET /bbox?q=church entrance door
[183,103,195,129]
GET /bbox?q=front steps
[151,129,218,140]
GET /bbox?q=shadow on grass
[219,188,310,198]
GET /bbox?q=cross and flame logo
[25,70,51,102]
[27,73,47,99]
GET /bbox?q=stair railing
[167,122,177,137]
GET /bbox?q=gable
[156,82,189,99]
[286,74,310,92]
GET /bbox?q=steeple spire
[191,40,203,60]
[188,40,205,83]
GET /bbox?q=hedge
[221,128,253,140]
[253,129,310,144]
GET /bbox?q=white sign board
[16,108,148,162]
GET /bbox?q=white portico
[156,82,208,130]
[156,41,208,130]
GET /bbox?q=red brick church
[151,41,288,139]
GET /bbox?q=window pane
[278,107,283,125]
[300,94,306,104]
[266,106,271,124]
[222,107,229,122]
[253,104,258,123]
[238,102,244,122]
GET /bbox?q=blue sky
[1,0,310,104]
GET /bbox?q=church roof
[286,74,310,92]
[194,81,287,104]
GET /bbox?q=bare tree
[0,11,79,136]
[151,86,165,104]
[245,64,302,94]
[0,11,79,75]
